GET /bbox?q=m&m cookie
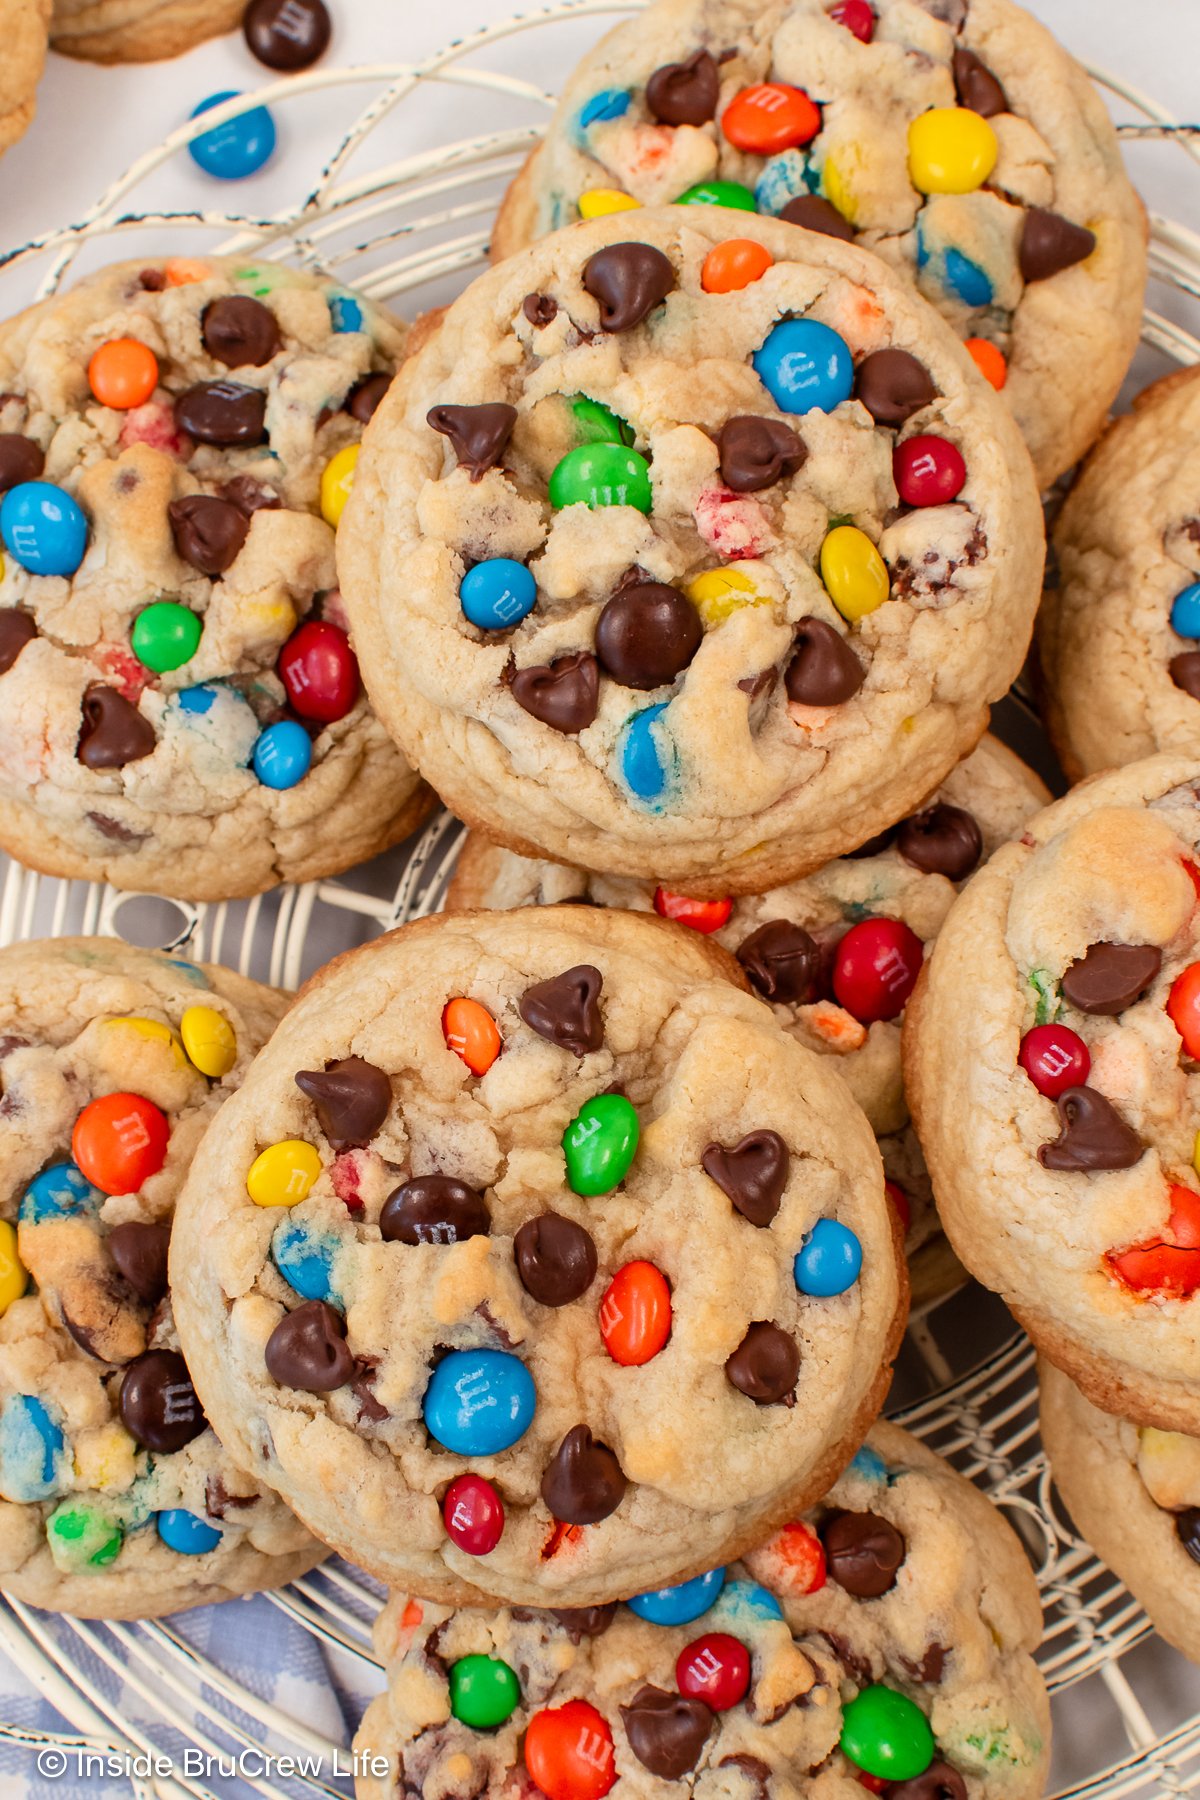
[48,0,243,62]
[338,208,1042,897]
[0,0,49,155]
[170,906,905,1606]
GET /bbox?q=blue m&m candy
[628,1566,726,1625]
[0,1395,68,1502]
[253,719,312,789]
[272,1217,340,1304]
[752,319,854,415]
[578,88,631,133]
[329,293,365,333]
[460,559,537,632]
[620,702,671,804]
[1,482,88,576]
[20,1162,101,1224]
[711,1579,784,1624]
[188,91,277,180]
[794,1218,863,1295]
[849,1445,890,1483]
[1172,583,1200,640]
[423,1349,536,1456]
[157,1509,222,1555]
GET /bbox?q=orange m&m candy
[72,1092,169,1195]
[653,887,733,933]
[722,83,821,156]
[1168,963,1200,1061]
[442,997,502,1075]
[700,238,774,294]
[524,1699,616,1800]
[767,1519,827,1594]
[965,337,1007,391]
[1107,1183,1200,1297]
[88,339,160,411]
[599,1261,672,1365]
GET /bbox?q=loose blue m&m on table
[20,1162,100,1224]
[272,1218,340,1304]
[157,1509,222,1555]
[794,1218,863,1295]
[0,1394,67,1502]
[628,1566,726,1626]
[753,319,854,414]
[460,559,537,631]
[1172,583,1200,639]
[1,482,88,576]
[253,719,312,789]
[188,91,277,180]
[423,1349,536,1456]
[620,702,671,803]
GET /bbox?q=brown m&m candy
[541,1424,626,1524]
[175,381,268,448]
[702,1129,789,1226]
[716,416,807,492]
[785,618,864,706]
[108,1221,171,1305]
[822,1508,906,1596]
[646,49,720,126]
[265,1299,355,1391]
[779,195,855,242]
[119,1348,205,1451]
[520,965,604,1056]
[168,495,249,576]
[897,804,983,881]
[77,687,156,769]
[595,581,701,688]
[582,243,676,332]
[621,1686,714,1777]
[295,1056,391,1146]
[0,433,44,494]
[514,1212,597,1306]
[725,1321,800,1403]
[380,1175,490,1245]
[244,0,332,70]
[1061,942,1162,1015]
[201,296,281,369]
[427,403,518,481]
[510,653,600,733]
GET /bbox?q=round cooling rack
[0,7,1199,1797]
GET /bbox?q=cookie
[0,936,325,1616]
[48,0,243,61]
[1040,367,1200,784]
[448,734,1048,1309]
[170,905,906,1608]
[0,255,431,900]
[354,1419,1048,1800]
[493,0,1146,489]
[338,207,1043,897]
[905,755,1200,1432]
[0,0,50,154]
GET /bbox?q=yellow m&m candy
[181,1005,237,1078]
[907,108,998,196]
[320,445,360,528]
[820,526,890,623]
[0,1221,28,1315]
[685,567,767,629]
[101,1015,186,1066]
[247,1140,322,1207]
[578,188,641,220]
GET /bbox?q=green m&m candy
[563,1093,639,1196]
[840,1684,936,1782]
[132,600,202,673]
[676,180,758,211]
[549,443,652,513]
[448,1654,521,1729]
[46,1501,123,1574]
[571,396,634,446]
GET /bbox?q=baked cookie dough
[0,255,431,900]
[1040,367,1200,784]
[0,936,325,1616]
[355,1419,1048,1800]
[449,734,1049,1309]
[905,755,1200,1433]
[49,0,243,61]
[493,0,1146,488]
[339,207,1043,897]
[0,0,50,154]
[170,905,906,1608]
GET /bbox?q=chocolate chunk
[514,1212,598,1305]
[719,1755,772,1798]
[168,494,249,575]
[205,1475,258,1519]
[353,1363,389,1422]
[541,1424,626,1523]
[243,0,331,69]
[736,920,819,1003]
[523,293,558,327]
[1061,943,1162,1015]
[896,803,982,880]
[582,243,676,333]
[86,811,144,844]
[646,48,720,125]
[822,1509,906,1596]
[595,581,701,688]
[890,1761,968,1800]
[294,1056,391,1146]
[785,618,864,706]
[717,415,807,493]
[0,609,37,675]
[726,1321,800,1402]
[511,652,600,732]
[780,195,855,242]
[738,668,777,701]
[552,1603,617,1638]
[621,1686,713,1778]
[108,1221,171,1305]
[265,1300,354,1391]
[702,1129,790,1226]
[221,474,282,516]
[77,687,156,769]
[1171,651,1200,699]
[1019,208,1096,283]
[1038,1087,1143,1172]
[62,1311,109,1361]
[952,47,1008,116]
[854,348,936,426]
[0,433,44,494]
[1175,1507,1200,1565]
[175,380,268,447]
[520,964,604,1055]
[345,372,392,423]
[906,1644,948,1685]
[201,296,281,368]
[119,1349,205,1451]
[427,402,518,480]
[380,1174,490,1244]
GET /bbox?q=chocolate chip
[294,1056,391,1146]
[621,1686,713,1778]
[541,1424,626,1523]
[0,609,37,675]
[168,494,249,575]
[175,381,268,447]
[201,296,281,368]
[780,195,855,242]
[1171,651,1200,699]
[511,652,600,732]
[725,1321,799,1402]
[738,668,777,701]
[646,48,720,125]
[788,617,865,706]
[952,47,1008,116]
[520,965,604,1055]
[139,268,167,291]
[345,372,391,423]
[1019,208,1096,283]
[1175,1507,1200,1564]
[595,580,701,688]
[736,920,820,1003]
[86,811,144,844]
[427,402,517,480]
[916,0,966,23]
[380,1174,490,1245]
[822,1509,906,1596]
[205,1475,258,1519]
[221,475,281,517]
[719,1755,772,1797]
[353,1363,389,1421]
[108,1222,171,1305]
[77,687,156,769]
[265,1300,354,1390]
[702,1129,790,1226]
[582,243,676,333]
[523,293,558,327]
[848,824,899,859]
[514,1212,597,1305]
[890,1762,968,1800]
[906,1644,948,1685]
[119,1349,205,1451]
[0,433,44,494]
[1061,943,1162,1016]
[896,803,982,880]
[552,1603,617,1638]
[1038,1087,1143,1172]
[243,0,331,69]
[854,348,936,426]
[717,415,807,493]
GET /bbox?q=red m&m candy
[769,1518,827,1594]
[442,1473,504,1555]
[1018,1023,1090,1098]
[676,1632,751,1710]
[524,1699,616,1800]
[653,888,733,934]
[829,0,875,40]
[722,84,821,156]
[884,1181,911,1233]
[278,620,360,723]
[893,436,966,507]
[72,1093,169,1195]
[1168,963,1200,1060]
[832,919,923,1024]
[599,1261,671,1365]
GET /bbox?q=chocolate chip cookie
[48,0,243,61]
[0,0,50,154]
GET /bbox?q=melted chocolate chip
[1019,208,1097,283]
[345,372,391,423]
[646,48,720,125]
[736,920,819,1003]
[622,1688,713,1778]
[854,349,936,426]
[77,687,156,769]
[175,380,268,447]
[780,195,855,242]
[514,1212,597,1305]
[0,609,37,675]
[108,1221,171,1305]
[719,1755,772,1798]
[848,824,899,859]
[896,803,982,880]
[510,652,600,732]
[1038,1087,1144,1172]
[168,494,249,575]
[952,47,1008,116]
[221,474,282,516]
[205,1475,258,1519]
[582,243,676,333]
[1175,1507,1200,1565]
[1061,943,1161,1016]
[265,1300,354,1390]
[1171,651,1200,699]
[726,1321,800,1402]
[380,1174,490,1244]
[717,415,807,493]
[523,293,559,327]
[785,617,865,706]
[702,1130,790,1226]
[86,811,145,844]
[552,1603,617,1638]
[0,433,44,494]
[520,964,604,1055]
[353,1363,389,1422]
[541,1424,626,1524]
[427,402,517,480]
[294,1056,391,1146]
[243,0,331,70]
[890,1762,968,1800]
[201,296,281,368]
[119,1349,205,1451]
[822,1509,906,1596]
[595,580,701,688]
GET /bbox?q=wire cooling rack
[1,7,1199,1796]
